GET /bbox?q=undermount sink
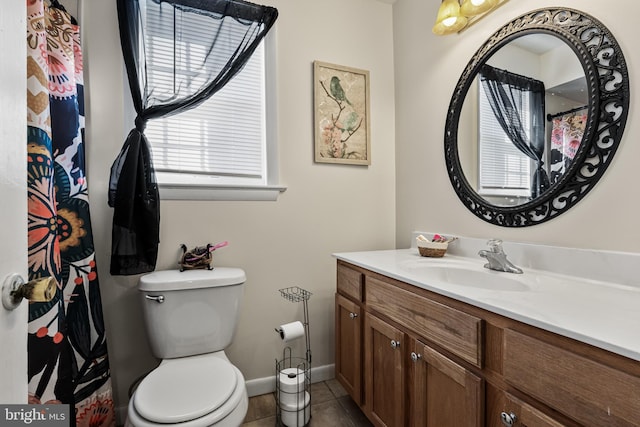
[419,265,530,291]
[401,258,529,291]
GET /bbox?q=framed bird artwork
[313,61,371,165]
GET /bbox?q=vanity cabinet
[336,261,484,427]
[335,259,640,427]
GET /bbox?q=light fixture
[433,0,509,36]
[460,0,498,17]
[432,0,467,36]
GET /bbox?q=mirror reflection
[458,34,588,207]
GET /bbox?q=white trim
[264,27,280,188]
[158,184,287,201]
[245,363,335,397]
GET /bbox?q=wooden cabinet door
[409,338,483,427]
[364,312,405,427]
[335,293,362,404]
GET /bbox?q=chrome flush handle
[145,294,165,303]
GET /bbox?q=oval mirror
[445,8,629,226]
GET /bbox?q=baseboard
[246,363,335,397]
[116,404,127,427]
[114,364,335,425]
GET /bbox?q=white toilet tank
[138,268,246,359]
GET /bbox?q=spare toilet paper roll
[278,368,306,398]
[280,391,311,427]
[277,321,305,342]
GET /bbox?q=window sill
[158,184,287,201]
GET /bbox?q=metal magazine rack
[275,286,311,427]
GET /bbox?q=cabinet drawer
[504,329,640,426]
[337,262,363,301]
[365,276,483,367]
[499,392,567,427]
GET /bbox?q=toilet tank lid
[139,268,246,292]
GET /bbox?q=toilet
[126,268,249,427]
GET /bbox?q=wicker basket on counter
[418,245,447,257]
[417,240,449,258]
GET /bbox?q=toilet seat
[128,356,247,427]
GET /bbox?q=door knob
[411,352,422,362]
[349,312,358,319]
[390,339,400,349]
[2,274,57,310]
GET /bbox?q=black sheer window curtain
[480,64,550,199]
[109,0,278,275]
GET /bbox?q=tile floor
[242,379,373,427]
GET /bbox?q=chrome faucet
[478,239,523,274]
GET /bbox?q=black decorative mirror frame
[445,8,629,227]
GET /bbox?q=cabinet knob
[349,312,358,319]
[390,340,400,349]
[410,352,422,362]
[500,412,517,427]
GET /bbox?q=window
[477,77,532,198]
[139,2,283,201]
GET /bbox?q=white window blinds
[143,3,266,184]
[478,80,531,196]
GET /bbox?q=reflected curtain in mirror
[479,65,549,198]
[109,0,278,275]
[549,109,587,184]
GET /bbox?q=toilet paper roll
[276,321,305,342]
[278,368,306,405]
[280,391,310,427]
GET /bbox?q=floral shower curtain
[549,111,587,184]
[26,1,115,425]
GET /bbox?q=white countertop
[334,248,640,362]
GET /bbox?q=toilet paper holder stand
[275,286,312,427]
[276,286,312,364]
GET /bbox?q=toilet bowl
[126,353,248,427]
[125,268,248,427]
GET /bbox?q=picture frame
[313,61,371,165]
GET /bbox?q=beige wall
[80,0,396,413]
[394,0,640,252]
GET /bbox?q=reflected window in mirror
[477,66,548,206]
[478,75,532,204]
